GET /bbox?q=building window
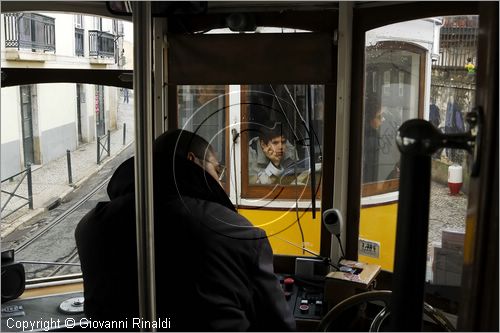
[74,14,84,29]
[75,28,84,56]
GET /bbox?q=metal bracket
[396,107,483,177]
[465,106,483,177]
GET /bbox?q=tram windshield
[177,84,324,256]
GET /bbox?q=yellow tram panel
[239,208,321,256]
[358,202,398,271]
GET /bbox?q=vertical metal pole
[107,130,111,156]
[390,118,479,331]
[133,1,156,330]
[390,119,441,331]
[307,86,316,219]
[333,1,353,265]
[123,123,126,145]
[66,149,73,185]
[27,164,33,209]
[97,136,100,164]
[390,151,431,331]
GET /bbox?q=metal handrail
[97,130,111,164]
[132,1,157,329]
[1,165,33,218]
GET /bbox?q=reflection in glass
[177,85,227,183]
[245,84,324,187]
[363,43,422,189]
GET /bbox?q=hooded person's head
[108,128,234,211]
[154,129,224,185]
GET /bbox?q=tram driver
[75,129,296,331]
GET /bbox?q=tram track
[15,175,111,254]
[13,144,135,280]
[47,248,80,277]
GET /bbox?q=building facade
[1,12,132,179]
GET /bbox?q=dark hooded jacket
[75,131,296,331]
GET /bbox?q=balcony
[4,13,55,53]
[88,30,116,60]
[434,26,478,69]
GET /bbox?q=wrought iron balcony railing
[4,13,55,52]
[434,26,478,69]
[88,30,115,58]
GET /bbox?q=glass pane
[1,83,135,280]
[245,84,323,187]
[426,16,477,326]
[177,85,228,183]
[363,45,421,188]
[176,84,324,257]
[358,15,477,329]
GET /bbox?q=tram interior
[0,1,498,332]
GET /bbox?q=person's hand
[262,145,282,167]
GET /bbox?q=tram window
[172,27,325,257]
[358,16,477,284]
[1,11,133,282]
[176,84,324,256]
[362,41,425,196]
[241,84,324,199]
[177,85,229,190]
[1,82,134,281]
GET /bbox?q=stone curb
[1,208,46,239]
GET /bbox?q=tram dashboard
[1,273,327,332]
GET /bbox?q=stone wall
[430,67,476,129]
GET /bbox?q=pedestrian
[363,96,384,183]
[429,102,440,129]
[123,88,129,103]
[75,129,296,331]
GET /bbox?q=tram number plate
[358,238,380,258]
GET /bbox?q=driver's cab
[1,1,498,331]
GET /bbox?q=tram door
[352,3,498,330]
[20,85,35,166]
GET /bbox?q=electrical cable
[269,85,306,254]
[275,235,340,271]
[335,234,346,264]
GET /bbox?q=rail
[1,165,33,219]
[88,30,115,58]
[434,26,478,69]
[97,130,111,164]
